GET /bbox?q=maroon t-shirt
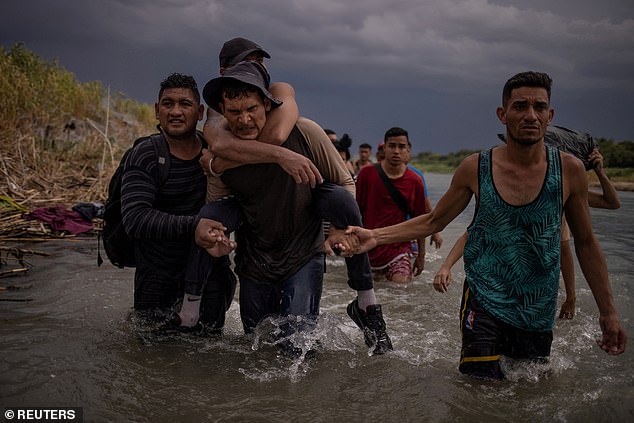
[356,164,427,268]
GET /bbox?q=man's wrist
[209,156,224,177]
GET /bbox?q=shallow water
[1,173,633,423]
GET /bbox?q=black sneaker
[346,298,393,355]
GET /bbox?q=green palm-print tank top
[464,145,563,331]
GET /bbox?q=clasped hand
[195,218,236,257]
[323,226,376,257]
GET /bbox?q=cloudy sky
[2,0,633,153]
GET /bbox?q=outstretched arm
[433,231,467,293]
[346,154,478,255]
[587,148,620,209]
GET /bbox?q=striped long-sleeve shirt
[121,138,206,281]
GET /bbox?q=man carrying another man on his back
[180,37,393,354]
[194,60,394,353]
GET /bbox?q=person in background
[345,71,626,379]
[356,127,427,285]
[558,147,620,318]
[405,149,443,249]
[354,143,373,175]
[376,143,386,162]
[324,129,338,143]
[334,133,357,177]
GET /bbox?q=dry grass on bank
[0,117,153,244]
[1,117,150,210]
[0,44,156,244]
[0,44,156,210]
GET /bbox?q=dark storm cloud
[2,0,633,153]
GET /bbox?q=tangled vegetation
[0,43,156,210]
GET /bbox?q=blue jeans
[239,253,324,333]
[313,183,373,291]
[185,184,373,297]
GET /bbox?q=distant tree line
[596,138,634,168]
[413,138,634,170]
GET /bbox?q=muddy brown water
[1,174,633,422]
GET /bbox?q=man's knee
[314,183,361,227]
[386,271,412,284]
[198,198,241,232]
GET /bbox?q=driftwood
[0,246,49,279]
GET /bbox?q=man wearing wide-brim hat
[195,60,358,353]
[179,44,392,354]
[203,60,281,116]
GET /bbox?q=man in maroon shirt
[356,127,427,284]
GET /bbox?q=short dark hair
[219,78,266,104]
[324,129,336,136]
[502,71,552,107]
[159,73,200,103]
[384,127,410,146]
[359,143,372,150]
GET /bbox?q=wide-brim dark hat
[219,37,271,68]
[202,61,282,114]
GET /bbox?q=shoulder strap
[373,163,412,216]
[149,133,171,187]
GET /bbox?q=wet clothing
[463,146,563,332]
[210,118,353,329]
[372,253,413,281]
[239,253,324,333]
[121,136,234,329]
[459,283,553,380]
[189,180,374,298]
[209,118,354,283]
[221,125,325,285]
[356,164,427,269]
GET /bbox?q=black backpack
[98,133,171,268]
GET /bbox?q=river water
[1,173,632,423]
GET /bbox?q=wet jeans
[239,253,324,333]
[184,182,373,298]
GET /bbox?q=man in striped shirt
[120,73,236,331]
